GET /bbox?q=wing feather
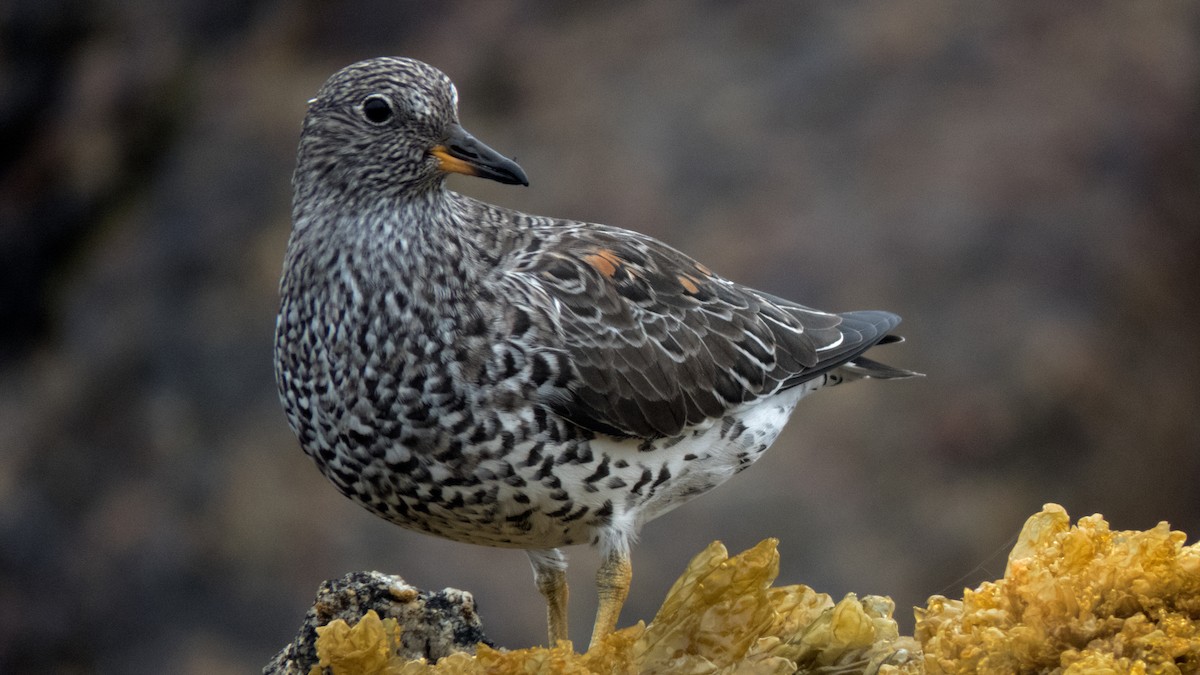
[508,224,907,438]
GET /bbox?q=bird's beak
[430,124,529,186]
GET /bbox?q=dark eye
[361,95,393,124]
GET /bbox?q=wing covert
[510,224,900,439]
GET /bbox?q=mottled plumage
[274,57,917,647]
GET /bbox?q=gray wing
[514,225,907,439]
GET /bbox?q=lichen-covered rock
[916,503,1200,674]
[263,571,490,675]
[269,504,1200,674]
[294,540,919,674]
[627,538,919,674]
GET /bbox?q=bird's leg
[589,549,632,649]
[527,548,569,645]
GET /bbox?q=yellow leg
[539,566,570,645]
[589,550,632,649]
[529,549,570,645]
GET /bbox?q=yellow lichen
[311,610,406,675]
[308,504,1200,674]
[309,539,916,674]
[916,503,1200,675]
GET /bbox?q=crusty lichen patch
[306,504,1200,674]
[917,503,1200,674]
[312,611,407,674]
[310,538,917,674]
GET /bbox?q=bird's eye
[361,95,393,124]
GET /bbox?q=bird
[274,56,918,650]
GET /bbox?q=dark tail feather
[842,355,923,379]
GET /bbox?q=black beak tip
[438,125,531,188]
[507,165,530,187]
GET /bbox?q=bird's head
[294,57,528,204]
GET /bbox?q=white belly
[589,380,822,531]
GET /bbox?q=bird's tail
[837,332,923,381]
[840,355,923,380]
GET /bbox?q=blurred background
[3,1,1199,672]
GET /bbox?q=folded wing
[512,225,910,438]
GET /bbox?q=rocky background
[3,2,1198,673]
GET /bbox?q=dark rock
[263,571,492,674]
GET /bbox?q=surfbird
[274,57,918,648]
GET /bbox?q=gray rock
[264,571,492,674]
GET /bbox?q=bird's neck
[375,188,475,259]
[287,186,489,305]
